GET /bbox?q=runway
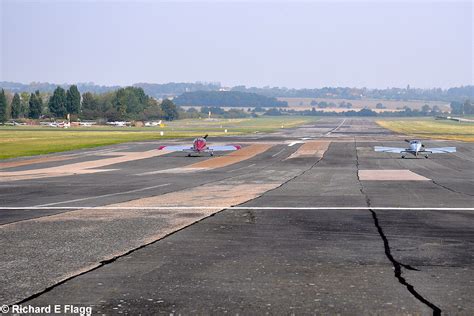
[1,118,473,315]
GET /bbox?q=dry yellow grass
[376,119,474,142]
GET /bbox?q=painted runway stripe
[1,206,473,211]
[272,149,286,157]
[325,118,346,136]
[227,163,256,173]
[287,141,304,147]
[34,183,171,207]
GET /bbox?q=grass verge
[0,116,317,159]
[376,118,474,142]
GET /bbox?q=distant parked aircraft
[374,139,456,158]
[145,120,163,127]
[41,121,70,128]
[158,134,241,156]
[107,121,129,127]
[79,122,95,127]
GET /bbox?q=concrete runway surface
[0,118,473,315]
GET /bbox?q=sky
[0,0,472,89]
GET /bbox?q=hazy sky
[1,0,472,89]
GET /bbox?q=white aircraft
[79,122,95,127]
[42,121,70,128]
[374,139,456,159]
[107,121,129,127]
[145,120,162,127]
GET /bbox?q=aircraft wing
[208,145,242,151]
[374,146,406,153]
[424,147,456,154]
[158,145,193,151]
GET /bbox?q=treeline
[135,82,221,99]
[261,108,444,117]
[450,100,474,115]
[232,85,474,102]
[2,81,473,103]
[0,86,180,122]
[0,81,219,97]
[174,91,287,107]
[180,106,251,119]
[0,81,120,95]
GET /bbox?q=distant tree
[11,93,21,119]
[0,89,7,122]
[358,108,377,116]
[161,99,179,121]
[35,90,44,115]
[318,101,329,108]
[464,99,473,115]
[113,87,149,119]
[20,92,30,117]
[375,103,386,109]
[49,86,67,117]
[264,108,283,116]
[310,100,318,106]
[223,109,249,119]
[81,92,99,119]
[28,91,42,118]
[450,101,464,115]
[65,85,81,114]
[430,105,441,115]
[201,106,225,116]
[141,97,163,120]
[421,104,431,114]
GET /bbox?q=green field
[376,118,474,142]
[0,116,316,159]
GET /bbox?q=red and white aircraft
[158,135,241,156]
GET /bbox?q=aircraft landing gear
[210,152,214,157]
[401,155,405,159]
[187,154,191,157]
[425,155,429,159]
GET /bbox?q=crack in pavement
[431,180,474,197]
[12,211,224,307]
[370,210,441,316]
[354,137,442,316]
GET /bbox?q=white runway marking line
[1,206,473,211]
[34,183,171,207]
[288,141,304,147]
[227,164,256,173]
[272,149,286,157]
[325,118,346,136]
